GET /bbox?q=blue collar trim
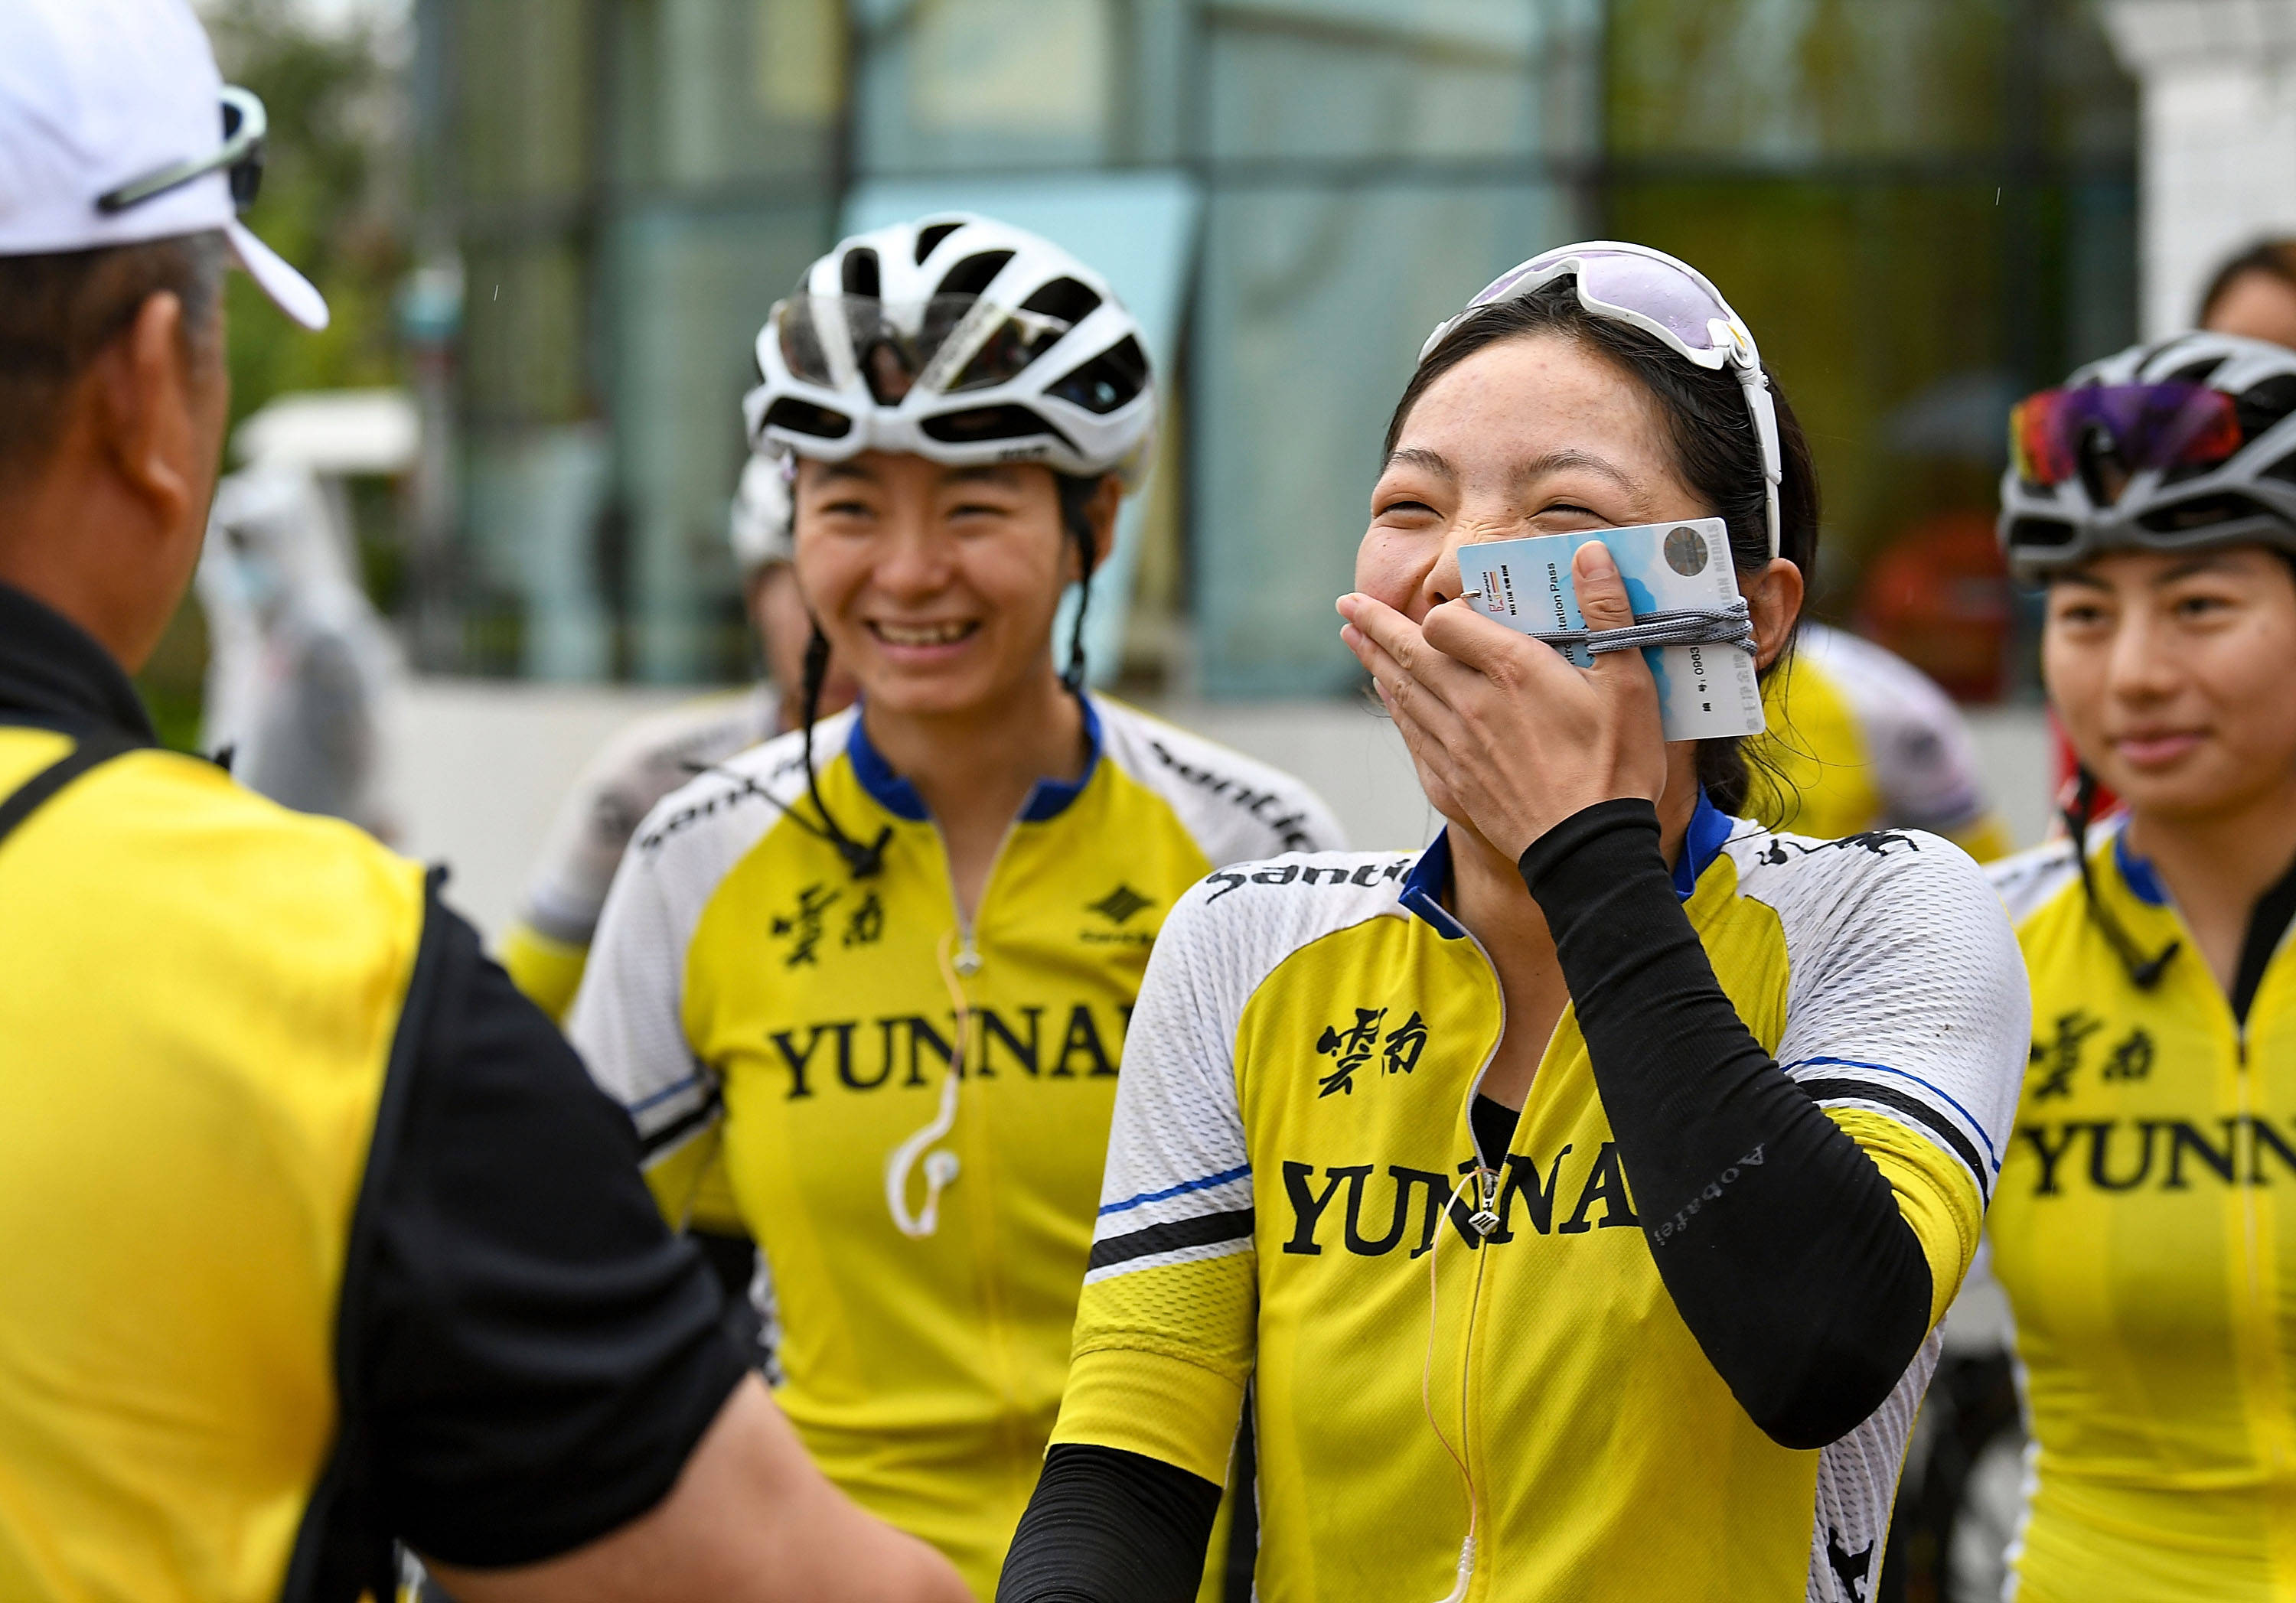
[1400,830,1469,940]
[1674,788,1732,902]
[2112,826,2170,907]
[1401,789,1727,940]
[844,694,1104,826]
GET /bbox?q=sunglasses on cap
[2009,381,2243,490]
[1420,240,1786,562]
[96,85,266,216]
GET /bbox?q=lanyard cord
[1531,598,1756,657]
[885,928,971,1238]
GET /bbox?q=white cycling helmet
[742,213,1155,487]
[2001,331,2296,578]
[727,450,794,573]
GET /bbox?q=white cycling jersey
[517,685,780,952]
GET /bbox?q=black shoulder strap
[0,729,136,852]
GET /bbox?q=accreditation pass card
[1455,518,1766,742]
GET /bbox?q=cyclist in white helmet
[568,213,1343,1601]
[501,451,857,1025]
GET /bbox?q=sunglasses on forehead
[1422,241,1785,562]
[96,86,266,216]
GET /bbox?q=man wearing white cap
[0,4,967,1601]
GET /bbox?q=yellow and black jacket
[1013,799,2028,1602]
[1988,827,2296,1601]
[567,698,1342,1599]
[0,584,743,1603]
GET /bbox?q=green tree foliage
[202,0,408,430]
[138,1,409,748]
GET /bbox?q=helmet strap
[1057,474,1103,696]
[799,622,889,879]
[2063,767,2180,989]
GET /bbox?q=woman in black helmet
[1982,331,2296,1601]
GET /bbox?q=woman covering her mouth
[567,213,1342,1600]
[1000,243,2028,1602]
[1978,333,2296,1601]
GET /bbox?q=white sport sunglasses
[1421,240,1783,563]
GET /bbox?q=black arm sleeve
[1517,800,1932,1449]
[364,904,748,1566]
[998,1444,1223,1603]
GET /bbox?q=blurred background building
[162,0,2296,935]
[403,0,2139,703]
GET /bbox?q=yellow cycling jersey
[567,696,1342,1599]
[1055,800,2027,1601]
[0,728,421,1603]
[1988,829,2296,1601]
[1750,621,2011,861]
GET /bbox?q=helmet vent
[936,251,1013,300]
[921,403,1075,451]
[1020,277,1103,327]
[762,397,853,440]
[914,222,962,263]
[2136,490,2274,533]
[2164,357,2227,388]
[1049,335,1148,415]
[841,248,881,299]
[2007,516,2079,551]
[2261,450,2296,487]
[2236,374,2296,442]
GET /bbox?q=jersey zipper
[2234,989,2296,1582]
[927,816,1037,1497]
[1449,924,1536,1600]
[2137,871,2296,1573]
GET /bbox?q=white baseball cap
[0,0,328,331]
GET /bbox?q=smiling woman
[1002,243,2029,1603]
[565,213,1341,1603]
[1983,331,2296,1603]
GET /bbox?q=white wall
[2105,0,2296,337]
[398,679,2055,941]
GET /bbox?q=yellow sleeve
[639,1127,747,1236]
[497,920,589,1025]
[1748,658,1883,839]
[1827,1106,1985,1327]
[1052,1254,1257,1489]
[683,1145,746,1236]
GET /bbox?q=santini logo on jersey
[1145,738,1324,853]
[768,1001,1130,1099]
[1279,1143,1637,1259]
[2015,1116,2296,1195]
[1205,856,1411,903]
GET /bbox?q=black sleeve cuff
[998,1443,1222,1603]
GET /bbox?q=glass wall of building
[415,0,2135,699]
